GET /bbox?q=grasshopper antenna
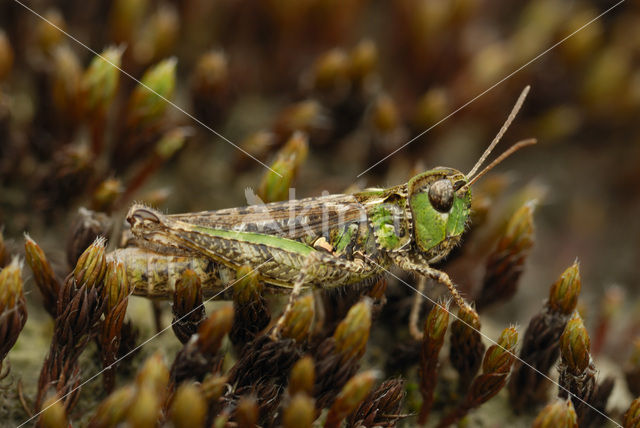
[465,85,530,180]
[460,138,537,192]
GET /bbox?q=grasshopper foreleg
[394,256,466,340]
[409,276,428,340]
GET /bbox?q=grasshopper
[115,87,535,337]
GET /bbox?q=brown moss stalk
[126,353,169,428]
[80,47,123,155]
[314,299,372,409]
[289,356,315,397]
[324,370,376,428]
[36,237,107,412]
[438,326,518,427]
[0,258,27,370]
[113,58,177,171]
[66,208,113,267]
[625,338,640,397]
[0,228,8,268]
[509,262,582,410]
[418,302,449,425]
[449,303,485,395]
[191,50,230,127]
[234,395,259,428]
[623,397,640,428]
[120,126,190,203]
[0,31,13,83]
[283,393,316,428]
[258,131,309,203]
[532,398,578,428]
[100,260,131,393]
[88,385,136,428]
[24,234,61,318]
[168,383,207,428]
[558,311,596,425]
[171,269,206,344]
[280,294,315,344]
[476,201,535,310]
[225,334,302,424]
[170,305,233,387]
[37,395,68,428]
[282,356,317,427]
[229,265,271,350]
[347,378,405,427]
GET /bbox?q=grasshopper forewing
[123,192,386,294]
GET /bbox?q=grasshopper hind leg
[271,260,312,339]
[271,251,380,339]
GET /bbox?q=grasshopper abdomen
[108,247,230,299]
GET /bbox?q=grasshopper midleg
[123,87,535,340]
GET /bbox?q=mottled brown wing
[168,194,367,240]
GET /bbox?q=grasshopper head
[407,168,471,260]
[406,86,537,260]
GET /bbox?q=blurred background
[0,0,639,424]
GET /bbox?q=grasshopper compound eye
[428,179,454,213]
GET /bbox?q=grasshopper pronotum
[111,87,535,337]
